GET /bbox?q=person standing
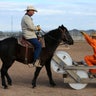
[21,5,42,67]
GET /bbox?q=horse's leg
[32,67,42,88]
[5,72,12,85]
[1,65,8,89]
[5,59,15,86]
[1,65,13,89]
[45,59,56,87]
[1,58,14,89]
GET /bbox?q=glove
[81,31,86,35]
[37,25,41,31]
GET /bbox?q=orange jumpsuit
[83,33,96,74]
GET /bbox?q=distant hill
[0,29,96,41]
[69,29,96,36]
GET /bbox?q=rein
[41,29,66,43]
[41,29,57,41]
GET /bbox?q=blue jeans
[27,38,42,61]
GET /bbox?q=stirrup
[34,63,42,67]
[33,59,42,67]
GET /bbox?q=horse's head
[58,25,74,45]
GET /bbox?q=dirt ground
[0,41,96,96]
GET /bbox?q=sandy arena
[0,41,96,96]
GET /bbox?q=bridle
[41,29,57,41]
[58,27,69,42]
[40,28,68,43]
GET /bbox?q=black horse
[0,25,73,89]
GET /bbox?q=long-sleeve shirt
[83,33,96,58]
[21,14,38,39]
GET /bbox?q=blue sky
[0,0,96,32]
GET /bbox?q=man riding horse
[21,5,42,67]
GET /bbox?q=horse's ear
[59,25,64,29]
[61,24,64,28]
[58,25,65,29]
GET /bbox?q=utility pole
[11,16,13,32]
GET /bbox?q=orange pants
[84,55,96,74]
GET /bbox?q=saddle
[16,36,45,64]
[18,36,33,48]
[18,36,45,48]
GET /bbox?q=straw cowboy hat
[25,5,37,12]
[90,33,96,37]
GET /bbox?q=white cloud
[38,9,65,15]
[73,11,96,16]
[0,1,37,11]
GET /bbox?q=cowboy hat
[25,5,37,12]
[90,33,96,37]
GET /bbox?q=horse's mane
[44,27,62,42]
[43,27,62,49]
[45,28,58,36]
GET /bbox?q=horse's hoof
[32,84,36,88]
[50,81,56,87]
[51,84,56,87]
[32,85,36,88]
[8,81,12,86]
[32,83,36,88]
[8,80,12,86]
[8,83,12,86]
[3,85,8,89]
[32,80,36,88]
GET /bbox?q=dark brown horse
[0,25,74,89]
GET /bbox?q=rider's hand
[37,25,41,31]
[81,31,86,35]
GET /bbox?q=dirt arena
[0,41,96,96]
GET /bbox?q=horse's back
[0,37,18,60]
[0,37,16,46]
